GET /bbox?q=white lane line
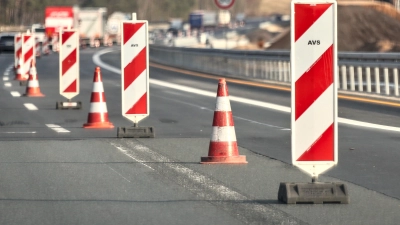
[101,160,131,183]
[3,77,9,81]
[111,143,154,171]
[10,91,21,97]
[4,72,9,76]
[93,50,400,133]
[46,124,70,133]
[1,131,37,134]
[4,82,12,87]
[24,103,38,110]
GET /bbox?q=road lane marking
[111,143,154,170]
[101,160,132,183]
[4,82,11,87]
[94,49,400,133]
[3,77,9,81]
[116,140,300,224]
[1,131,37,134]
[155,94,289,130]
[24,103,38,110]
[10,91,20,97]
[4,72,9,76]
[46,124,70,133]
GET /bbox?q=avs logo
[308,40,320,45]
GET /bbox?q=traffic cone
[14,53,27,81]
[23,60,44,97]
[83,67,114,129]
[201,79,247,164]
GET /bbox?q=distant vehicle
[105,11,130,45]
[32,24,46,43]
[78,7,107,45]
[189,11,218,31]
[45,6,79,38]
[0,34,15,53]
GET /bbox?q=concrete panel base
[56,101,82,110]
[278,182,349,204]
[117,127,155,138]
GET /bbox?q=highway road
[0,47,400,224]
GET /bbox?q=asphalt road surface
[0,47,400,224]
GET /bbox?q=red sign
[214,0,235,10]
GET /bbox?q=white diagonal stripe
[10,91,20,97]
[61,32,77,60]
[89,102,108,113]
[24,103,38,111]
[211,126,237,142]
[61,63,78,92]
[215,96,232,111]
[294,5,333,82]
[92,82,104,92]
[124,70,147,114]
[123,23,146,68]
[294,85,334,160]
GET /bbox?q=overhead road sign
[214,0,235,10]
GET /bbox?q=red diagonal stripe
[212,111,234,126]
[126,93,147,114]
[23,36,31,42]
[63,79,77,93]
[295,45,333,120]
[123,23,144,45]
[62,31,75,45]
[24,48,33,63]
[297,124,334,161]
[295,3,332,41]
[62,49,76,75]
[124,47,146,90]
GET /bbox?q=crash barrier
[150,45,400,98]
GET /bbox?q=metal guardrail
[149,45,400,98]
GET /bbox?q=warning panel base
[278,182,349,204]
[20,80,28,86]
[117,126,155,138]
[56,101,82,110]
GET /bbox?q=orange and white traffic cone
[23,60,44,97]
[83,67,114,129]
[201,78,247,164]
[14,53,27,81]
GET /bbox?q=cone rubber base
[56,101,82,110]
[83,122,114,129]
[201,155,247,164]
[23,93,45,97]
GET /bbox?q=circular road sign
[214,0,235,10]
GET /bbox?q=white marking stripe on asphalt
[10,91,21,97]
[1,131,37,134]
[46,124,70,133]
[111,143,154,170]
[93,49,400,133]
[4,72,9,76]
[3,77,9,81]
[24,103,38,110]
[4,82,12,87]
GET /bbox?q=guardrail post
[337,66,341,89]
[263,61,268,79]
[349,66,355,91]
[357,66,363,92]
[278,61,283,82]
[253,60,257,78]
[269,61,273,80]
[375,67,380,94]
[394,68,399,96]
[283,61,289,82]
[366,67,371,93]
[341,65,347,90]
[384,67,389,95]
[245,60,249,77]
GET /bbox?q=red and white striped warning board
[21,32,34,78]
[59,29,79,100]
[14,34,22,69]
[291,1,338,177]
[121,19,149,124]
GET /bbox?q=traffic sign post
[56,28,82,109]
[117,13,154,138]
[278,0,349,204]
